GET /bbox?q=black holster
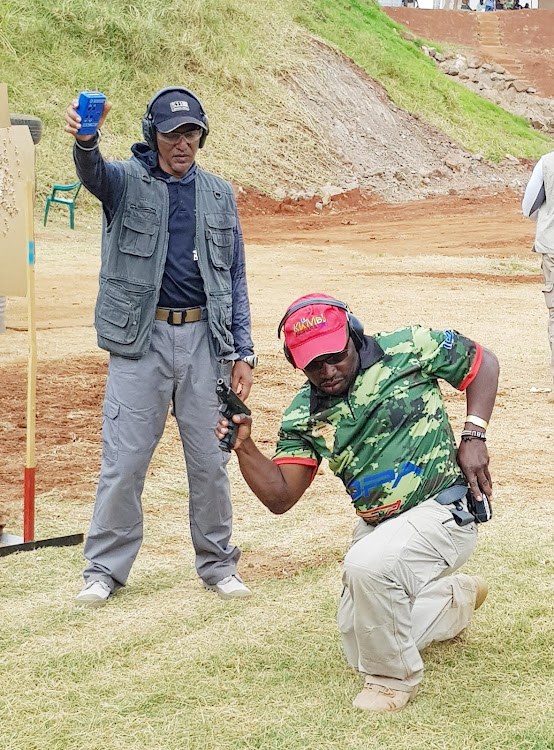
[435,483,492,526]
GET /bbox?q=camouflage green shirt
[273,326,482,523]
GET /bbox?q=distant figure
[524,2,530,6]
[495,0,504,8]
[476,0,486,10]
[460,0,475,8]
[522,152,554,402]
[485,0,495,10]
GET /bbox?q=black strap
[434,484,468,505]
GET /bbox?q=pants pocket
[101,397,120,462]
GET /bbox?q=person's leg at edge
[337,498,480,711]
[541,254,554,400]
[79,324,175,603]
[172,321,246,598]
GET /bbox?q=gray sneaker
[76,580,111,608]
[203,574,252,600]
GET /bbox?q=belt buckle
[167,310,182,325]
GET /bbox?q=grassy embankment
[0,0,550,206]
[298,0,552,162]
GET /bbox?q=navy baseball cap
[150,89,207,133]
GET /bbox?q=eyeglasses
[304,347,350,373]
[157,128,203,145]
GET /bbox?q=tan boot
[471,575,489,610]
[353,682,418,712]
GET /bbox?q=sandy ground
[0,192,552,572]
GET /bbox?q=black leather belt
[155,307,206,325]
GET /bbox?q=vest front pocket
[119,206,159,257]
[205,213,236,270]
[96,279,155,345]
[206,289,234,356]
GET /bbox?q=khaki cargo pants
[338,496,479,691]
[541,254,554,384]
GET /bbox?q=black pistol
[216,378,251,452]
[466,490,493,523]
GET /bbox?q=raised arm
[64,98,124,222]
[457,346,499,503]
[216,413,314,514]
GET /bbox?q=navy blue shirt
[73,136,254,358]
[151,162,206,309]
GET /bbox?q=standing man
[523,152,554,401]
[65,87,257,606]
[216,294,498,712]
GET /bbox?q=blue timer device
[75,91,106,135]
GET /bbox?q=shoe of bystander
[203,574,252,600]
[76,580,111,608]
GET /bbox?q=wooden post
[0,83,9,127]
[0,85,10,336]
[24,180,37,542]
[0,83,84,554]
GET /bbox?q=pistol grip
[219,421,237,452]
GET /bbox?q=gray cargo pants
[338,497,479,691]
[83,317,240,590]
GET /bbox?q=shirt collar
[131,142,197,184]
[308,335,384,413]
[152,161,197,184]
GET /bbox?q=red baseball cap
[281,293,349,370]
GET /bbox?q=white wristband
[466,414,488,430]
[75,129,101,151]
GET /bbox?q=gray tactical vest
[94,159,237,359]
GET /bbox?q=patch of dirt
[0,358,106,523]
[241,549,343,581]
[239,190,535,258]
[0,191,540,540]
[385,8,554,99]
[386,8,479,48]
[282,39,530,204]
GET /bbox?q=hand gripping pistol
[216,379,251,452]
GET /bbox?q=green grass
[0,501,553,750]
[1,0,315,199]
[0,0,551,204]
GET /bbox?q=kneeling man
[217,293,498,712]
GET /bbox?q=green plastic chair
[43,181,82,229]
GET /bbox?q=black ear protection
[142,86,209,152]
[277,297,364,368]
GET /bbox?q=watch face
[243,355,258,369]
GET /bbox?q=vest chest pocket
[119,206,160,257]
[205,213,236,270]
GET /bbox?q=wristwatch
[240,355,258,369]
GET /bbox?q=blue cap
[150,90,207,133]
